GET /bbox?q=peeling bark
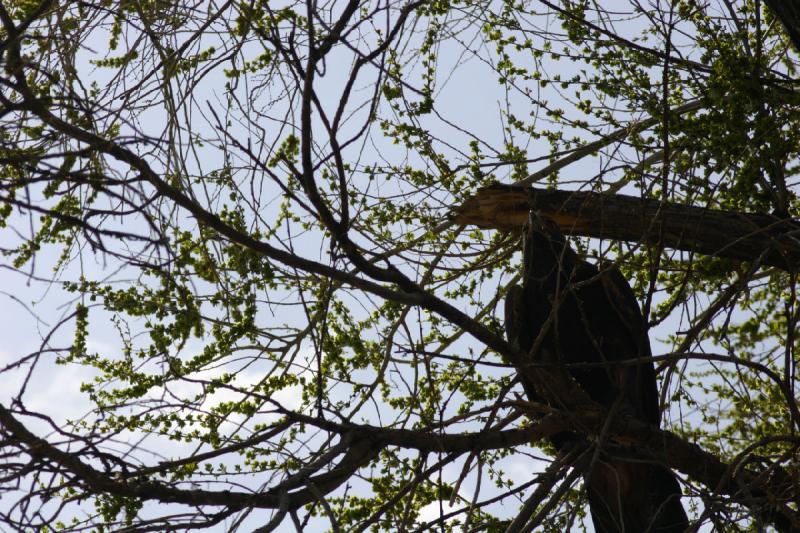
[452,184,800,270]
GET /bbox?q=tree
[0,0,798,531]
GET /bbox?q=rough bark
[451,184,800,270]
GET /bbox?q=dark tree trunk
[764,0,800,52]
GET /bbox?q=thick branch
[452,184,800,270]
[0,404,380,512]
[3,401,797,530]
[299,407,800,532]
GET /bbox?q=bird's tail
[586,459,688,533]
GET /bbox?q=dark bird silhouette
[505,212,688,533]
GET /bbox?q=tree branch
[452,184,800,270]
[3,400,797,530]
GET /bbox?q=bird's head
[521,211,574,282]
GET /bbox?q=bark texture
[452,184,800,270]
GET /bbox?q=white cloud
[24,362,95,417]
[417,500,464,531]
[160,365,305,437]
[504,455,551,484]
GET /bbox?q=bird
[504,211,688,533]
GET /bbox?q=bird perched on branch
[505,211,688,533]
